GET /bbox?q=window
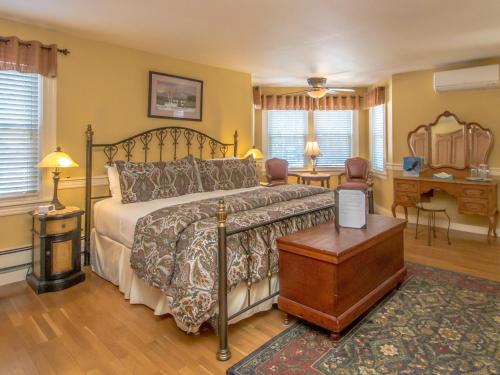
[266,110,308,168]
[313,110,354,167]
[0,71,42,199]
[0,71,55,215]
[370,104,385,172]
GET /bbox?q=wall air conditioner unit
[434,64,499,92]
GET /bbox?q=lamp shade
[307,88,328,99]
[38,147,78,168]
[304,141,321,157]
[243,146,264,160]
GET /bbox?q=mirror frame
[407,110,494,170]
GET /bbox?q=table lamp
[38,147,78,210]
[304,141,321,174]
[243,145,264,160]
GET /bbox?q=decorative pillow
[162,155,202,197]
[197,155,259,191]
[115,160,164,204]
[105,165,122,200]
[115,156,201,204]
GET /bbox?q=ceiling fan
[285,77,355,98]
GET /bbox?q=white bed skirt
[90,229,279,331]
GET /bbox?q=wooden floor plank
[0,227,498,374]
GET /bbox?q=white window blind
[267,110,308,168]
[0,71,41,198]
[313,110,353,167]
[370,104,385,172]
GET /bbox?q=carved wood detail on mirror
[407,111,494,170]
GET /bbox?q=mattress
[93,186,263,248]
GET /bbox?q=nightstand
[27,206,85,293]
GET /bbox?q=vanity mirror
[407,111,493,169]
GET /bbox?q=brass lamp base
[51,170,65,211]
[310,157,318,174]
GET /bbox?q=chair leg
[415,207,420,239]
[427,211,432,246]
[432,212,437,238]
[444,211,451,245]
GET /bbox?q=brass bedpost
[84,124,94,266]
[367,171,374,214]
[233,130,238,157]
[216,199,231,361]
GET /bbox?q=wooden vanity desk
[392,173,498,238]
[393,111,497,239]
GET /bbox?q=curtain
[364,86,385,108]
[253,86,362,110]
[253,86,386,110]
[0,36,57,78]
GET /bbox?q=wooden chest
[277,215,406,335]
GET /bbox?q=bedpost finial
[86,124,94,138]
[217,199,227,225]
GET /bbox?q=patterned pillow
[162,155,202,197]
[197,155,259,191]
[115,156,201,204]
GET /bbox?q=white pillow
[105,165,122,200]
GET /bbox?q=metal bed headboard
[83,124,238,265]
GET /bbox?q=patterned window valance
[364,86,386,108]
[253,86,386,111]
[0,36,58,78]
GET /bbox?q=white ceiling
[1,0,500,86]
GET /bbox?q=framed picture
[148,71,203,121]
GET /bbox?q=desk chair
[415,200,451,246]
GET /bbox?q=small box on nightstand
[27,206,85,293]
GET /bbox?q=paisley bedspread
[131,184,335,332]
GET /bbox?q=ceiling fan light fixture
[307,88,329,99]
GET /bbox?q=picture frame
[334,187,368,230]
[148,71,203,121]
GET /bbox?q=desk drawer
[461,187,488,198]
[394,180,418,193]
[395,192,418,206]
[458,198,488,215]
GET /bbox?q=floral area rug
[227,263,500,374]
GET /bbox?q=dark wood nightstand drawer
[34,216,78,235]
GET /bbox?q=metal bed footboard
[215,200,335,361]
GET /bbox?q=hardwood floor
[0,227,498,375]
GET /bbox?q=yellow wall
[0,18,253,251]
[374,59,500,232]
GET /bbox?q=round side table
[299,173,331,188]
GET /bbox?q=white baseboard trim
[0,267,29,287]
[0,246,31,286]
[374,204,494,235]
[0,239,86,287]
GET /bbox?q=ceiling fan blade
[326,88,355,93]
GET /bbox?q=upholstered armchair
[265,158,288,186]
[338,157,374,213]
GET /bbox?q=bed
[84,125,335,360]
